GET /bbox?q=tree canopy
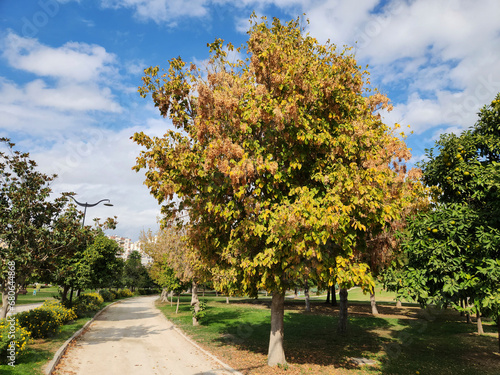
[133,15,424,365]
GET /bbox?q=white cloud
[100,0,210,24]
[2,33,117,82]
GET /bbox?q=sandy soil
[53,296,240,375]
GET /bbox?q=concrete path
[9,302,44,314]
[53,296,240,375]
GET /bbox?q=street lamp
[68,195,113,227]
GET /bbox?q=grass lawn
[157,291,500,375]
[14,287,59,305]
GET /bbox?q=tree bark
[326,288,331,304]
[337,288,348,335]
[170,291,174,307]
[268,292,287,366]
[191,281,200,326]
[226,296,229,304]
[396,299,402,308]
[1,286,9,319]
[304,280,311,312]
[61,285,70,303]
[476,306,484,334]
[176,295,180,314]
[331,285,337,306]
[497,317,500,352]
[370,290,379,315]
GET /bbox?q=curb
[154,298,244,375]
[44,299,124,375]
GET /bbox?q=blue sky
[1,0,499,241]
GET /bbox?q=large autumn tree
[133,15,423,366]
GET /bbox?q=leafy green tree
[80,234,124,291]
[0,138,73,318]
[394,94,500,350]
[133,15,423,365]
[122,250,153,291]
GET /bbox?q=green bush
[39,300,77,324]
[115,288,133,298]
[137,288,160,295]
[17,309,61,339]
[72,293,104,318]
[0,318,31,364]
[98,289,115,302]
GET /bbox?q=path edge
[154,297,244,375]
[44,299,124,375]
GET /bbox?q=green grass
[157,294,500,375]
[11,287,59,306]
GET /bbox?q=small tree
[395,94,500,349]
[0,138,72,318]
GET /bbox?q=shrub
[72,293,104,318]
[115,288,133,298]
[0,318,31,364]
[17,309,61,339]
[137,288,160,295]
[99,289,115,302]
[39,300,77,324]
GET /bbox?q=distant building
[107,235,153,266]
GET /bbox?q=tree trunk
[267,292,287,366]
[176,296,180,314]
[191,281,200,326]
[337,288,348,335]
[497,317,500,352]
[160,288,168,302]
[331,285,337,306]
[1,286,9,319]
[69,287,74,308]
[396,299,402,308]
[466,313,472,324]
[326,288,331,304]
[294,287,298,299]
[476,306,484,334]
[170,291,173,307]
[304,280,311,312]
[370,290,379,315]
[61,285,70,303]
[226,296,229,304]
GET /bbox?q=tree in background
[394,93,500,350]
[122,250,154,291]
[140,226,203,324]
[133,15,423,365]
[80,234,124,291]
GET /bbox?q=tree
[0,138,72,318]
[122,250,153,291]
[133,15,423,365]
[140,226,203,324]
[394,93,500,350]
[80,234,124,291]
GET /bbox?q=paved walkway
[53,295,240,375]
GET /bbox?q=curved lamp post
[68,195,113,227]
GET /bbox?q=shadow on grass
[207,302,393,369]
[379,308,500,375]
